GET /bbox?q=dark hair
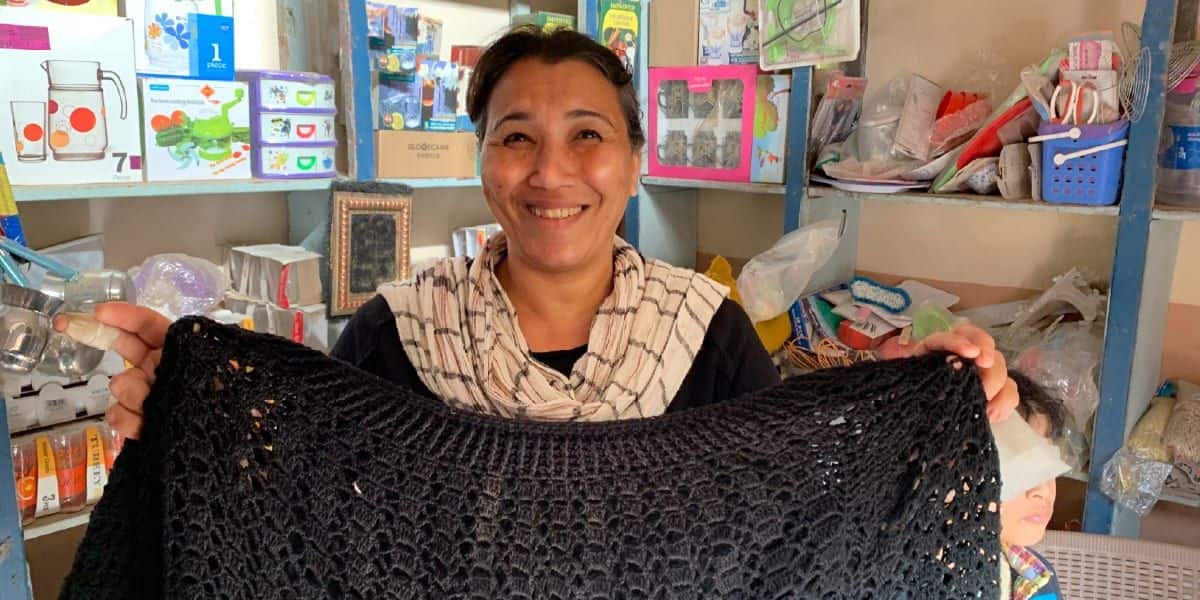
[1009,371,1067,439]
[467,25,645,150]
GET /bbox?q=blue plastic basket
[1037,119,1129,206]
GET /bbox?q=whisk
[1118,21,1200,121]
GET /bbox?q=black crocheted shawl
[61,318,1002,599]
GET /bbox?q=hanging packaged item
[699,0,759,65]
[512,11,575,33]
[451,46,483,132]
[0,11,141,185]
[757,0,860,71]
[140,78,252,181]
[598,0,640,79]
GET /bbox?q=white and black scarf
[378,234,728,421]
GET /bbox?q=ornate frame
[329,190,411,317]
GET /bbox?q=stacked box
[224,244,328,352]
[237,70,337,178]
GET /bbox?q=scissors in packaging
[1049,80,1100,125]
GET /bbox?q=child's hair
[1009,371,1067,438]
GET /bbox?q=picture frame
[328,185,412,317]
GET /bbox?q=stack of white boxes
[224,244,328,352]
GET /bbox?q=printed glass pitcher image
[41,60,128,161]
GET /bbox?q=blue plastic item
[849,276,911,313]
[1039,119,1129,206]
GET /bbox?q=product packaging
[140,78,251,181]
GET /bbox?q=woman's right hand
[54,302,170,440]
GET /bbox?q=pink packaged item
[649,65,756,182]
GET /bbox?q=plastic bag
[131,254,230,321]
[1101,447,1174,517]
[1011,323,1103,437]
[736,218,841,323]
[1164,380,1200,465]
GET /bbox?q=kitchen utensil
[0,283,62,374]
[41,60,128,161]
[41,269,135,310]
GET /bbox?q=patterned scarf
[1001,544,1053,600]
[379,233,728,421]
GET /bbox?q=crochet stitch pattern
[62,318,1002,599]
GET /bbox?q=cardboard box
[751,74,789,184]
[188,14,236,81]
[140,78,251,181]
[227,244,323,307]
[376,130,478,179]
[698,0,758,65]
[0,10,142,185]
[649,66,790,184]
[224,292,329,353]
[125,0,234,77]
[1,0,117,15]
[419,60,459,132]
[650,0,697,67]
[512,11,575,32]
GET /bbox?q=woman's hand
[908,322,1018,423]
[54,302,169,440]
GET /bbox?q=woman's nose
[528,138,578,189]
[1027,478,1055,500]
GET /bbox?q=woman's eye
[578,129,602,141]
[503,132,531,145]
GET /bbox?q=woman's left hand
[910,323,1018,423]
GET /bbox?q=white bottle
[1157,67,1200,208]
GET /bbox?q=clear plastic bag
[130,254,230,321]
[736,218,841,323]
[1101,447,1174,517]
[1011,323,1103,436]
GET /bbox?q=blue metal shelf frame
[1083,0,1178,536]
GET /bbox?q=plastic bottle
[1157,66,1200,207]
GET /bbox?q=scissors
[1049,80,1100,125]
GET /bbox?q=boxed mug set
[648,64,790,184]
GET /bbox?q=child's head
[999,371,1067,548]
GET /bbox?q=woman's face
[999,413,1057,548]
[480,58,640,275]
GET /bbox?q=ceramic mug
[720,132,741,169]
[656,130,688,166]
[656,81,688,119]
[690,131,718,167]
[690,86,717,119]
[719,79,745,119]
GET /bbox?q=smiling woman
[85,26,1016,442]
[341,25,782,419]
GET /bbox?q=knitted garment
[62,318,1002,599]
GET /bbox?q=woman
[80,26,1016,438]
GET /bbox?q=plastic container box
[238,70,336,113]
[1038,120,1129,206]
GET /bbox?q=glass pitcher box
[139,78,251,181]
[0,10,142,185]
